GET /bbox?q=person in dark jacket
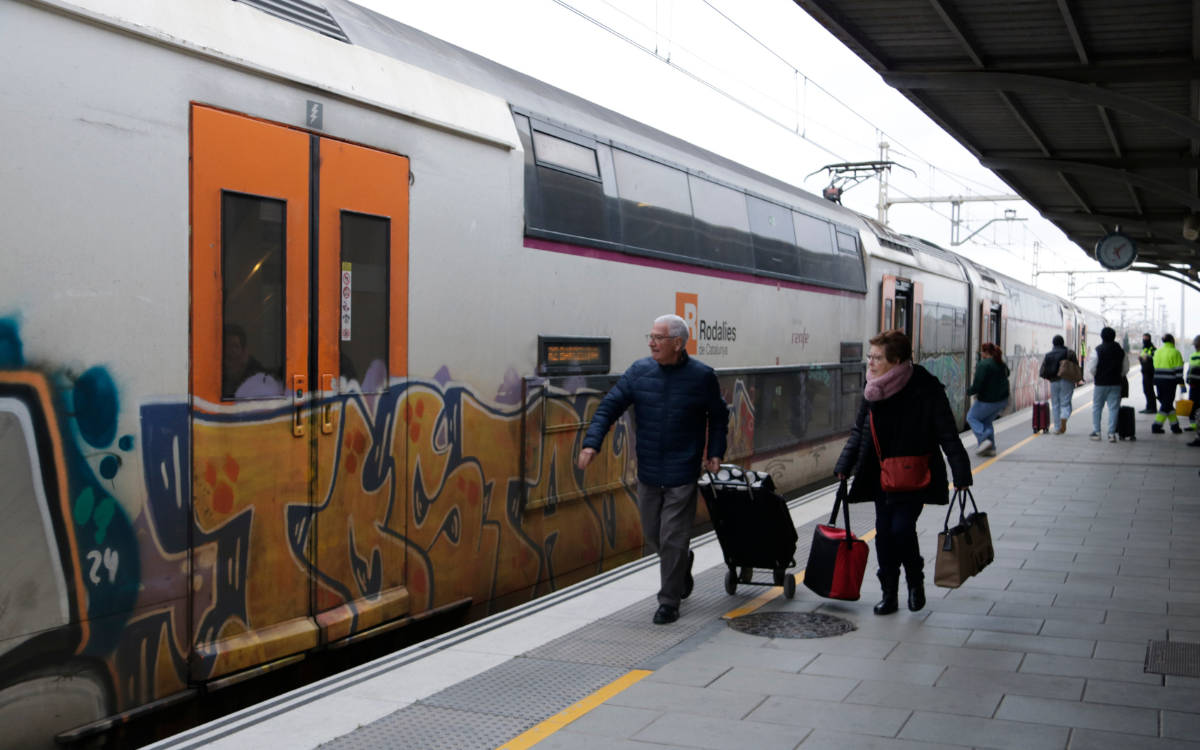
[835,330,972,616]
[966,343,1011,457]
[1039,335,1079,434]
[1140,333,1158,414]
[578,314,728,625]
[1086,327,1130,442]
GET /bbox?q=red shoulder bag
[870,413,932,492]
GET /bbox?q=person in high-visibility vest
[1140,334,1158,414]
[1188,336,1200,443]
[1152,333,1185,434]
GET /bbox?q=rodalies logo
[676,292,736,357]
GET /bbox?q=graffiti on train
[0,319,660,718]
[919,352,966,426]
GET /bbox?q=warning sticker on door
[340,262,352,341]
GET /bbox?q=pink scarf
[864,361,913,402]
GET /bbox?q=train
[0,0,1104,746]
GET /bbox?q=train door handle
[321,374,336,434]
[293,375,307,437]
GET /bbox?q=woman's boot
[907,575,926,612]
[874,571,899,615]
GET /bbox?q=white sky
[357,0,1196,340]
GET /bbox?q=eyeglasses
[866,354,887,363]
[646,334,678,342]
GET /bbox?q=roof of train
[323,0,847,218]
[310,1,1102,320]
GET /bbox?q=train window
[339,212,390,393]
[794,211,839,286]
[613,148,696,258]
[221,192,285,400]
[836,232,858,255]
[921,305,938,354]
[939,306,954,352]
[747,196,799,277]
[689,175,754,269]
[952,308,967,351]
[532,130,600,179]
[753,371,798,451]
[802,368,837,439]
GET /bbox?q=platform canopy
[794,0,1199,285]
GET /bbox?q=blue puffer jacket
[583,352,729,487]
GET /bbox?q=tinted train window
[747,196,798,277]
[221,192,285,400]
[340,212,389,393]
[836,232,858,254]
[753,371,798,452]
[533,130,599,178]
[613,149,696,258]
[802,368,838,439]
[921,304,939,354]
[689,175,754,269]
[794,211,838,285]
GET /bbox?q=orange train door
[881,275,896,332]
[190,105,410,681]
[312,139,410,644]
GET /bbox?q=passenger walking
[1152,333,1186,435]
[1140,333,1158,414]
[1039,335,1079,434]
[1087,327,1129,442]
[834,330,972,616]
[1187,335,1200,436]
[578,314,728,625]
[966,343,1011,456]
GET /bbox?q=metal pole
[877,141,889,225]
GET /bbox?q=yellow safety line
[494,669,652,750]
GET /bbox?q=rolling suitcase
[699,465,799,599]
[1117,405,1137,441]
[1032,401,1051,433]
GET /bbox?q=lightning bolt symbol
[309,103,319,125]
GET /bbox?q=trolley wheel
[724,568,737,595]
[783,574,796,600]
[739,566,753,584]
[773,569,786,586]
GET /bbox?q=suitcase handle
[827,480,854,542]
[704,465,757,501]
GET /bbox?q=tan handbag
[935,489,994,588]
[1058,357,1083,383]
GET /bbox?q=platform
[147,386,1200,750]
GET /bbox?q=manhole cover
[729,612,856,639]
[1146,640,1200,677]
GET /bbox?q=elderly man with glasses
[577,314,729,624]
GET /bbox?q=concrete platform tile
[605,681,768,720]
[643,659,732,688]
[1008,580,1115,598]
[746,695,911,738]
[763,634,899,659]
[847,621,972,647]
[340,650,512,704]
[995,694,1159,735]
[1019,653,1163,685]
[989,602,1106,623]
[706,666,860,702]
[796,728,971,750]
[632,710,810,750]
[1053,594,1167,614]
[561,704,662,739]
[936,664,1084,699]
[534,732,673,750]
[916,597,997,615]
[844,678,1001,717]
[449,614,593,657]
[675,643,818,673]
[945,587,1057,606]
[1161,705,1200,739]
[1021,559,1122,576]
[801,653,945,686]
[1084,678,1200,713]
[1039,619,1167,643]
[886,642,1024,671]
[897,710,1070,750]
[1068,728,1200,750]
[924,611,1045,635]
[965,630,1095,657]
[1169,630,1200,642]
[1069,572,1171,590]
[1165,674,1200,688]
[1093,640,1147,662]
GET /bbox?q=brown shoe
[1059,419,1067,434]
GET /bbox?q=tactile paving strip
[1145,639,1200,677]
[317,704,535,750]
[420,657,626,719]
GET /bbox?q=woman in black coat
[835,330,973,615]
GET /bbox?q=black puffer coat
[583,351,728,487]
[834,365,972,506]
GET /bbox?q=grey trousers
[637,482,698,608]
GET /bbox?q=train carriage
[0,0,1103,746]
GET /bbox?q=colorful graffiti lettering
[920,352,967,426]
